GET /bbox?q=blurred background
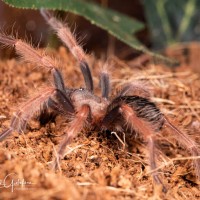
[0,0,200,67]
[0,0,147,59]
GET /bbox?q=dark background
[0,0,149,59]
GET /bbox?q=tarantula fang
[0,9,199,191]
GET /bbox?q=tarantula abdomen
[105,95,165,133]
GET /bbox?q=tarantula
[0,10,199,190]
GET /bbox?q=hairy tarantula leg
[99,70,110,99]
[0,34,55,71]
[46,97,70,115]
[40,97,73,125]
[40,9,94,91]
[52,105,90,169]
[55,89,74,114]
[53,68,66,93]
[148,136,166,192]
[80,62,94,92]
[0,87,56,141]
[164,117,200,179]
[0,33,75,112]
[0,33,69,94]
[119,104,165,190]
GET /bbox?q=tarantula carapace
[0,9,199,190]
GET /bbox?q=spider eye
[79,87,84,91]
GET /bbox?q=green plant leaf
[4,0,179,66]
[143,0,200,49]
[4,0,143,45]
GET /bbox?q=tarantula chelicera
[0,10,199,190]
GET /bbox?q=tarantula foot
[49,156,62,171]
[152,174,167,193]
[157,182,167,193]
[0,128,12,142]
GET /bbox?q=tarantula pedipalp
[0,9,199,190]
